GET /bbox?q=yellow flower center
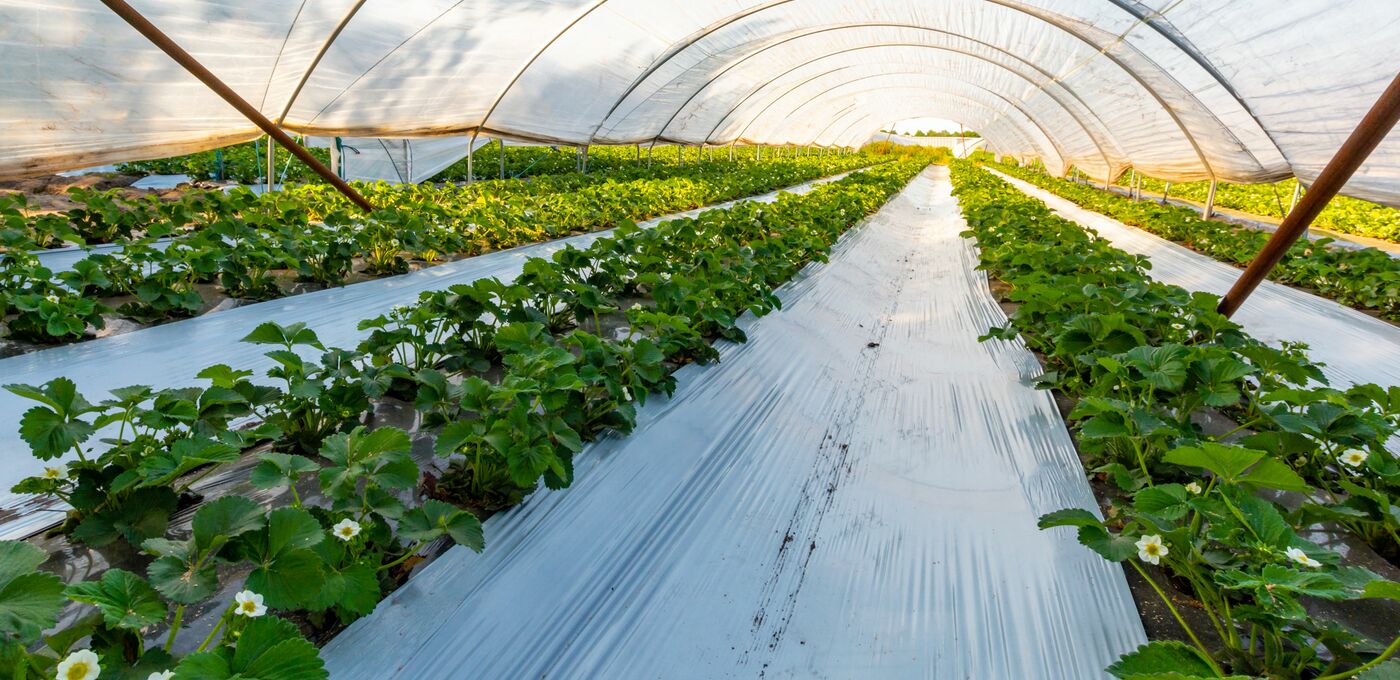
[340,528,353,536]
[1145,544,1160,556]
[65,663,90,680]
[241,601,256,612]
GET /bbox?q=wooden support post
[1217,71,1400,318]
[1202,179,1218,219]
[499,139,506,180]
[98,0,373,212]
[466,134,476,184]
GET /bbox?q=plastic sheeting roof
[2,1,1399,203]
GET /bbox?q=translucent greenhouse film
[3,2,1400,680]
[2,1,1400,203]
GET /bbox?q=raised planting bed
[990,162,1400,324]
[950,160,1400,679]
[0,155,884,352]
[0,160,928,679]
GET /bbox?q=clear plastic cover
[2,1,1398,204]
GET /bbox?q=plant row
[1109,171,1400,244]
[0,155,881,345]
[993,162,1400,322]
[0,159,928,679]
[950,161,1400,679]
[111,140,834,186]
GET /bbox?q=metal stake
[1202,179,1218,219]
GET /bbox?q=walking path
[321,166,1145,679]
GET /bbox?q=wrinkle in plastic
[0,171,857,540]
[3,1,1400,203]
[319,167,1146,678]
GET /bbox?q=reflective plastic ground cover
[320,166,1146,678]
[0,171,860,540]
[989,169,1400,397]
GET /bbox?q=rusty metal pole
[99,0,374,213]
[1218,71,1400,318]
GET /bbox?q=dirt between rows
[0,172,200,212]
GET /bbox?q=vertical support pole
[647,141,655,168]
[729,142,736,162]
[582,145,590,174]
[499,139,506,180]
[636,143,641,164]
[1217,71,1400,317]
[467,136,476,185]
[1202,179,1218,219]
[1161,182,1172,205]
[405,140,414,184]
[328,138,341,180]
[265,134,275,192]
[755,145,761,161]
[215,148,225,181]
[1288,181,1303,214]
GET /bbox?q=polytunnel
[2,1,1400,679]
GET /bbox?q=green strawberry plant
[953,161,1400,679]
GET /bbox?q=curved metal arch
[275,0,369,124]
[701,45,1112,174]
[635,22,1186,180]
[811,94,1030,152]
[750,77,1068,168]
[1103,0,1286,164]
[531,0,1235,178]
[826,99,1042,158]
[795,85,1052,166]
[744,72,1066,167]
[689,24,1122,159]
[303,0,471,125]
[470,0,613,143]
[825,103,1033,156]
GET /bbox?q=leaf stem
[1315,633,1400,680]
[1129,560,1224,677]
[378,541,426,573]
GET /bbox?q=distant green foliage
[1115,172,1400,243]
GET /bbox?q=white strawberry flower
[147,671,175,680]
[56,649,100,680]
[234,590,267,617]
[1285,547,1321,568]
[332,518,362,542]
[1339,450,1369,469]
[1184,481,1202,495]
[42,464,68,481]
[1135,535,1168,565]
